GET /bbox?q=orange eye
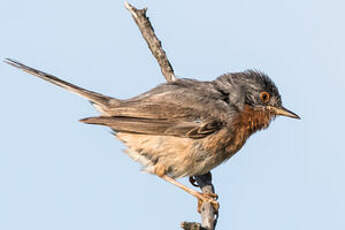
[259,91,270,103]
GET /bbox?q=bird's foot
[160,175,219,213]
[197,192,219,213]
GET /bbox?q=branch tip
[124,2,177,83]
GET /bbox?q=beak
[271,106,300,119]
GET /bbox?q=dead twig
[124,1,176,83]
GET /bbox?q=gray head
[214,70,300,119]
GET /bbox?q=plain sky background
[1,0,344,229]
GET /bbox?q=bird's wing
[80,79,229,138]
[80,116,221,138]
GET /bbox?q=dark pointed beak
[272,106,300,119]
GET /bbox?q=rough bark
[124,2,176,83]
[182,173,218,230]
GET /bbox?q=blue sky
[1,0,344,229]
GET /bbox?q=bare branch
[124,1,177,82]
[182,173,218,230]
[194,173,219,230]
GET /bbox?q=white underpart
[125,148,155,174]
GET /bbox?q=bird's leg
[161,175,219,212]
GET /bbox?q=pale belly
[116,127,248,178]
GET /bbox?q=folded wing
[80,79,228,138]
[80,116,221,139]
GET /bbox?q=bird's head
[214,70,300,120]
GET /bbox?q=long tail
[4,58,119,112]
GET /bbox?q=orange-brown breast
[180,105,274,176]
[226,105,273,153]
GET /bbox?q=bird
[5,58,300,211]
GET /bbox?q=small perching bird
[5,58,300,210]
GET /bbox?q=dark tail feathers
[5,58,120,112]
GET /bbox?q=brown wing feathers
[80,116,221,138]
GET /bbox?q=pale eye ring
[259,91,270,103]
